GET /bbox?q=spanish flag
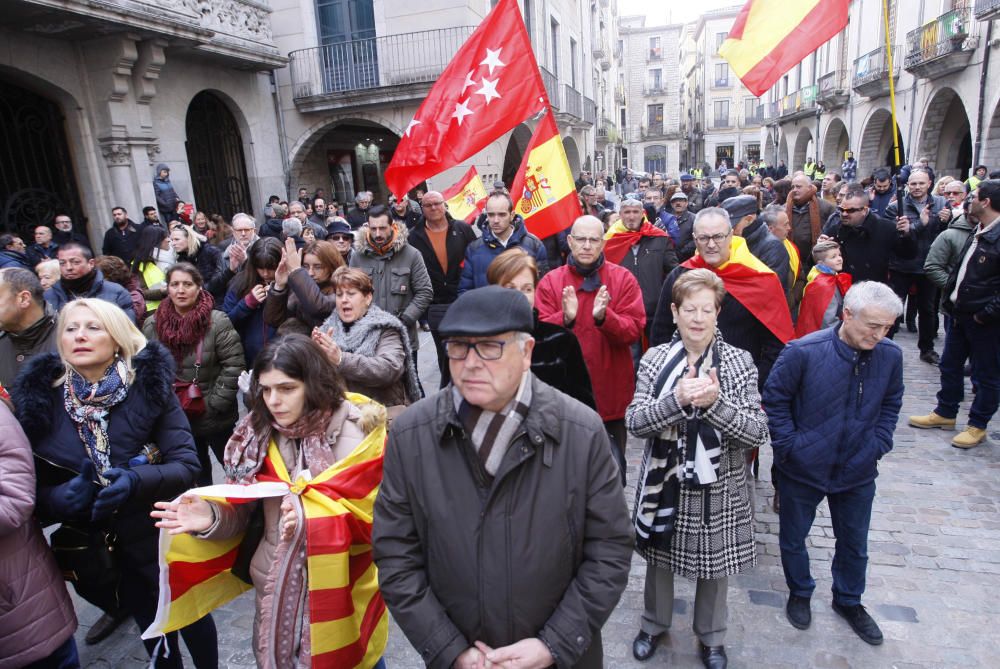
[682,236,795,343]
[603,219,667,265]
[510,111,582,239]
[795,266,852,338]
[719,0,850,97]
[783,238,801,286]
[143,394,388,668]
[442,166,489,224]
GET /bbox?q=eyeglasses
[693,232,731,245]
[330,234,354,242]
[569,235,603,247]
[422,201,445,208]
[837,207,866,215]
[444,339,510,360]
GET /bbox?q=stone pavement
[71,328,1000,668]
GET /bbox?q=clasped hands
[454,638,553,669]
[674,366,720,409]
[561,285,610,325]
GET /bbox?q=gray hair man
[374,285,632,669]
[220,213,259,274]
[764,281,904,646]
[347,190,374,229]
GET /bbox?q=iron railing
[743,107,764,126]
[713,78,732,88]
[780,85,818,116]
[818,69,848,97]
[975,0,1000,21]
[583,96,597,125]
[289,26,475,99]
[540,66,560,109]
[853,45,901,87]
[904,7,973,69]
[712,117,732,129]
[563,84,583,118]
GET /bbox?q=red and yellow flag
[719,0,850,97]
[442,166,489,224]
[510,111,582,239]
[143,393,387,669]
[795,266,852,338]
[682,236,795,343]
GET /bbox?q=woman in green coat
[143,262,245,484]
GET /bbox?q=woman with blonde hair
[13,298,213,667]
[169,224,223,300]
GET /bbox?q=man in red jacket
[536,215,646,484]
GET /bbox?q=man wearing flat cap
[374,285,633,669]
[723,194,790,289]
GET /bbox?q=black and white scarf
[452,371,532,476]
[634,336,723,552]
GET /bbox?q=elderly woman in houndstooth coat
[625,269,770,669]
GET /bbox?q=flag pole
[882,0,901,167]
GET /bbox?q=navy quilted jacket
[762,325,903,493]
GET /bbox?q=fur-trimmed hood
[14,340,177,441]
[356,220,410,256]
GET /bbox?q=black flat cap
[721,194,759,226]
[439,286,534,337]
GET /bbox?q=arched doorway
[858,108,905,176]
[0,77,83,234]
[822,118,850,169]
[185,91,253,219]
[644,145,667,174]
[778,133,790,170]
[918,88,972,180]
[502,123,533,188]
[563,136,581,176]
[792,127,814,173]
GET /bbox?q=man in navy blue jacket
[763,281,904,647]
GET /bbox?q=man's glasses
[422,201,445,208]
[837,207,866,215]
[569,235,603,247]
[330,234,354,242]
[444,339,509,360]
[693,232,730,245]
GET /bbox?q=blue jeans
[777,474,876,607]
[23,636,79,669]
[934,313,1000,429]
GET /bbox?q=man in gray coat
[373,286,632,669]
[0,268,57,387]
[349,205,432,356]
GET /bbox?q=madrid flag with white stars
[384,0,548,199]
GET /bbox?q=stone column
[101,142,139,218]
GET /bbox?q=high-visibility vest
[804,162,816,178]
[139,262,166,312]
[814,166,826,180]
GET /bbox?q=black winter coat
[886,194,948,273]
[102,220,145,264]
[943,219,1000,324]
[616,235,678,319]
[674,211,697,261]
[14,342,200,574]
[530,315,596,410]
[177,244,224,301]
[743,219,790,289]
[408,217,477,305]
[822,212,917,284]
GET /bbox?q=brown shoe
[952,427,987,449]
[908,412,956,429]
[85,611,128,645]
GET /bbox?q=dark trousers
[777,475,876,607]
[429,327,452,388]
[935,313,1000,429]
[23,636,79,669]
[605,419,627,486]
[194,430,231,487]
[889,271,937,352]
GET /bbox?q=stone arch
[763,133,776,165]
[288,114,403,203]
[792,127,814,173]
[502,123,534,188]
[778,132,790,170]
[563,136,581,176]
[983,93,1000,171]
[185,90,253,219]
[917,87,973,180]
[822,117,850,170]
[858,108,905,176]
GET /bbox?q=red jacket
[536,261,646,421]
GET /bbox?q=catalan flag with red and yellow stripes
[143,394,387,668]
[510,110,582,239]
[718,0,850,97]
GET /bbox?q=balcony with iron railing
[643,84,666,97]
[712,78,732,89]
[975,0,1000,21]
[779,85,818,120]
[596,117,617,144]
[563,84,583,119]
[817,69,850,110]
[647,47,663,61]
[852,45,900,99]
[540,66,560,110]
[742,107,764,127]
[583,97,597,126]
[712,116,733,129]
[642,123,665,139]
[904,7,978,79]
[764,100,781,121]
[289,26,475,110]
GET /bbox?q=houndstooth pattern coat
[626,333,770,580]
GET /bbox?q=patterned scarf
[154,289,214,364]
[568,253,606,292]
[223,407,336,484]
[452,371,532,476]
[63,360,130,485]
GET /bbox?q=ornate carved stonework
[101,143,133,167]
[146,144,162,164]
[152,0,273,43]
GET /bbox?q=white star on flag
[404,119,421,137]
[462,71,476,93]
[475,78,501,105]
[451,99,474,125]
[480,48,506,75]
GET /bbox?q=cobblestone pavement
[72,328,1000,668]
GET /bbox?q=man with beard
[51,214,92,250]
[101,206,144,264]
[787,173,836,299]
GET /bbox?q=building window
[746,143,761,162]
[715,144,734,168]
[715,31,728,52]
[744,96,759,125]
[649,36,661,60]
[649,68,662,92]
[570,37,577,88]
[714,63,729,87]
[644,144,667,174]
[647,104,664,135]
[550,18,559,74]
[713,99,730,128]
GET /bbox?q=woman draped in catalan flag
[151,334,388,668]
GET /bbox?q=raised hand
[274,250,290,290]
[151,494,214,535]
[228,241,247,272]
[592,285,610,322]
[284,236,302,271]
[561,285,578,325]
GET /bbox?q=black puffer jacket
[615,234,678,319]
[943,219,1000,324]
[530,314,596,410]
[743,219,790,289]
[14,342,200,572]
[822,212,918,284]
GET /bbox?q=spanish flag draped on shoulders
[795,265,852,338]
[683,236,794,343]
[143,393,388,669]
[603,217,667,264]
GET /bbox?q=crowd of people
[0,153,996,669]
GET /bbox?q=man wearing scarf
[536,215,646,484]
[349,205,433,360]
[44,243,136,323]
[787,173,836,301]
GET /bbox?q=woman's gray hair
[282,219,303,237]
[843,281,904,318]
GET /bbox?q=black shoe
[700,644,728,669]
[832,602,883,645]
[919,350,940,365]
[85,610,128,645]
[786,594,811,630]
[632,631,662,661]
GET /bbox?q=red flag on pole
[509,111,582,239]
[384,0,548,199]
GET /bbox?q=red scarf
[154,289,215,363]
[366,225,397,255]
[604,220,667,264]
[795,270,853,338]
